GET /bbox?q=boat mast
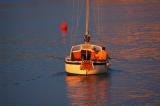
[84,0,90,43]
[85,0,89,35]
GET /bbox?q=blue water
[0,0,160,106]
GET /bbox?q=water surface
[0,0,160,106]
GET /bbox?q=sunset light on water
[0,0,160,106]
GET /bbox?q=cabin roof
[71,44,102,52]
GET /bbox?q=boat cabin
[70,44,103,61]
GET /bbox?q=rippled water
[0,0,160,106]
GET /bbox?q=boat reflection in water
[65,74,110,106]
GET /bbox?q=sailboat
[65,0,111,75]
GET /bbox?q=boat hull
[65,61,109,75]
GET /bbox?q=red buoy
[61,21,67,33]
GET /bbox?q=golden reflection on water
[65,75,110,106]
[95,0,160,4]
[92,22,160,61]
[110,23,160,60]
[90,0,160,61]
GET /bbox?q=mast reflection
[65,75,110,106]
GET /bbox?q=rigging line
[71,0,80,45]
[75,0,80,44]
[94,1,99,43]
[91,0,96,43]
[100,1,105,44]
[101,2,104,35]
[96,0,100,35]
[70,15,74,46]
[98,1,100,43]
[92,1,96,44]
[100,2,102,34]
[49,55,64,60]
[76,0,80,29]
[70,0,75,46]
[97,1,103,44]
[94,0,100,44]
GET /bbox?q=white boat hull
[65,61,110,75]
